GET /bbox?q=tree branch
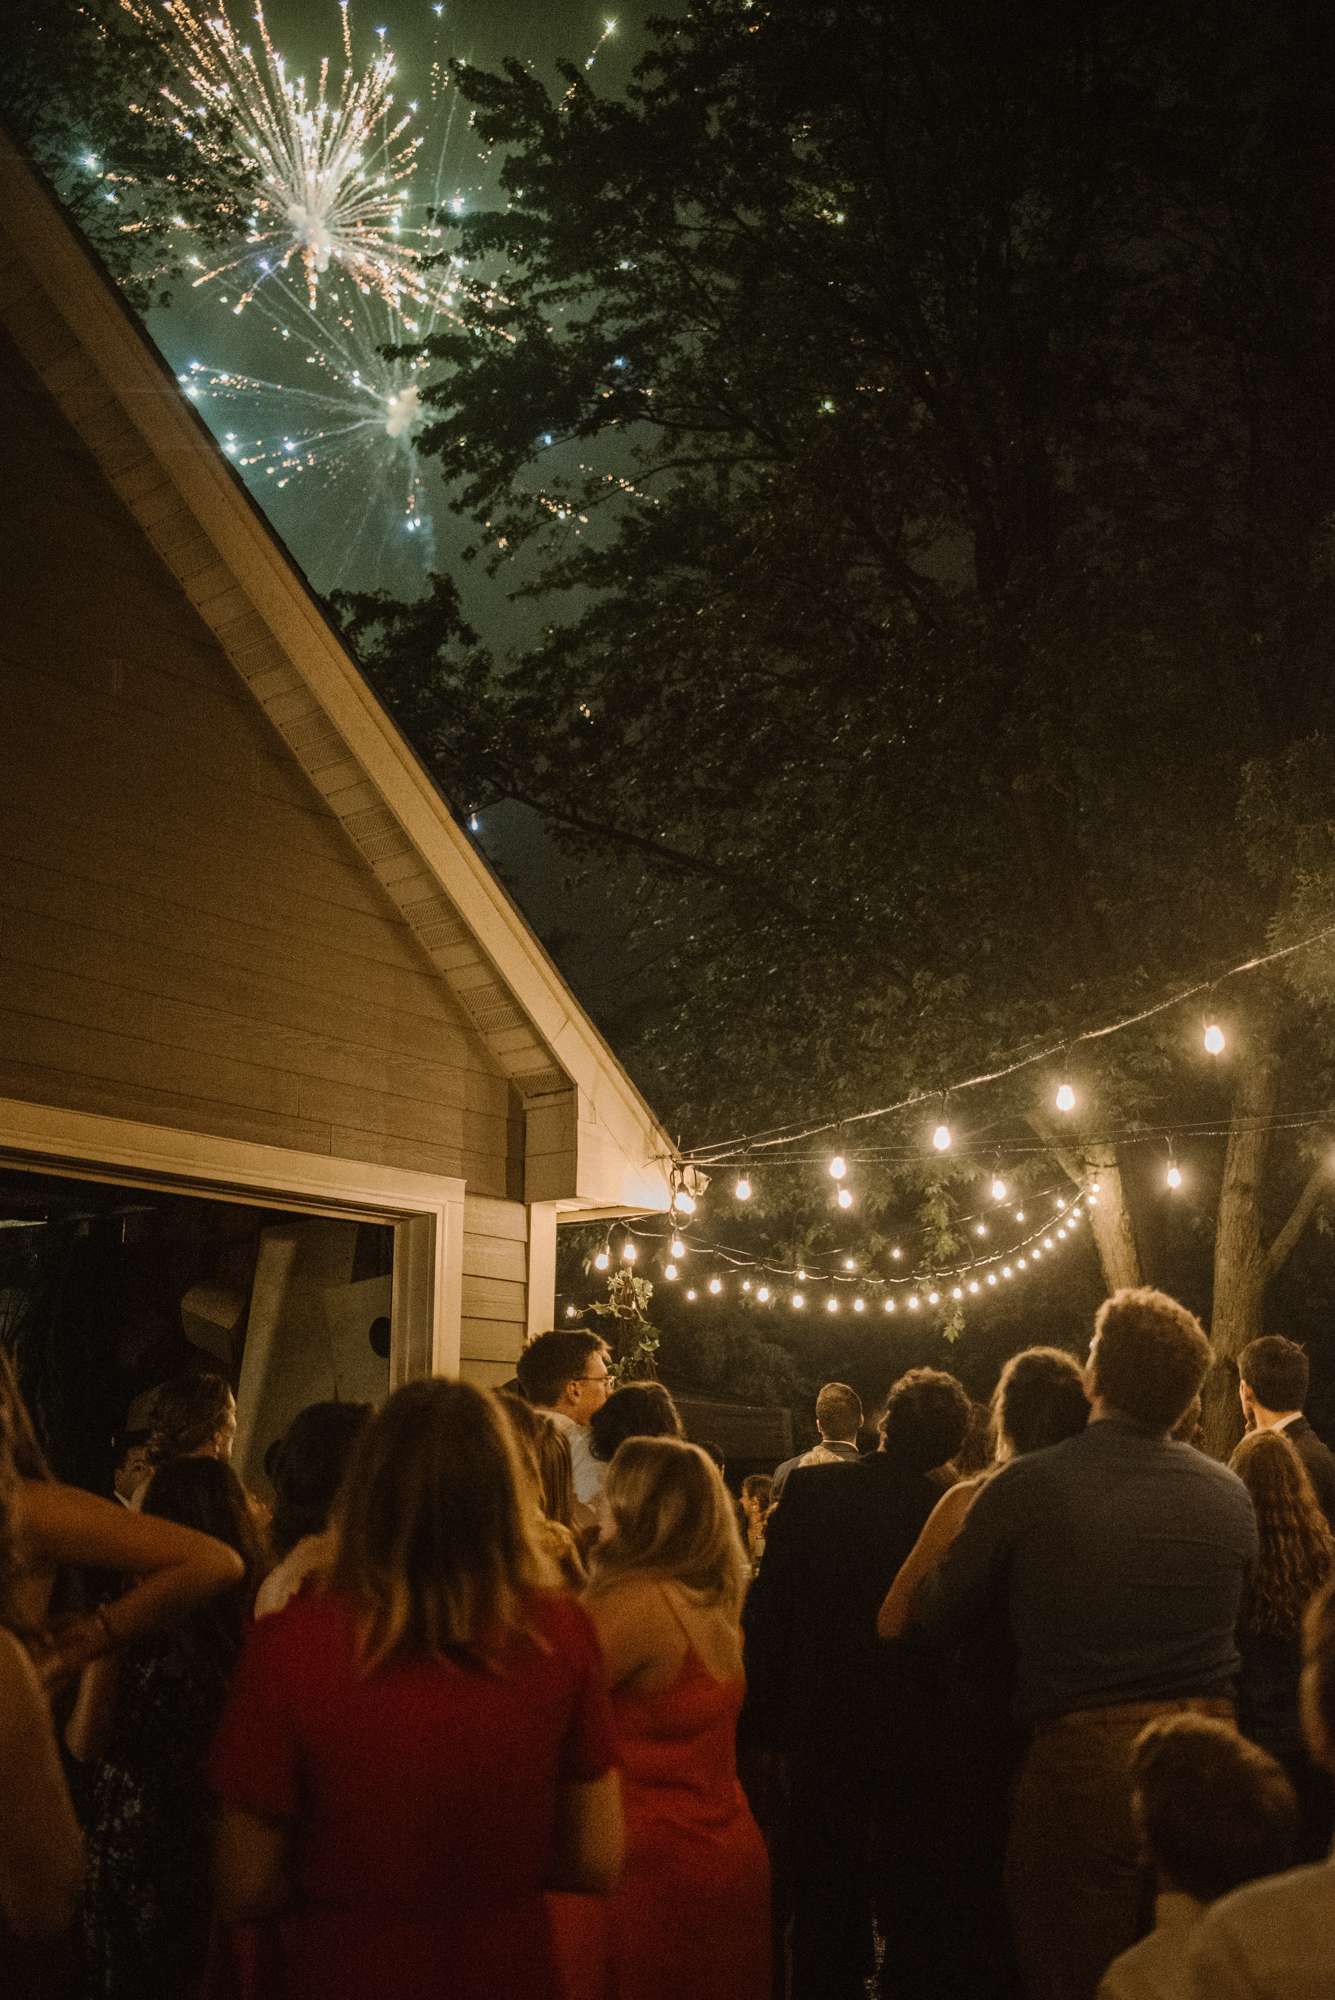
[1265,1157,1331,1279]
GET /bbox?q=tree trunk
[1026,1122,1142,1293]
[1202,1048,1280,1459]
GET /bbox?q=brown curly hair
[1230,1429,1335,1637]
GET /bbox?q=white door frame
[0,1096,465,1382]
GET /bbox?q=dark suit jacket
[740,1453,945,1765]
[1284,1416,1335,1526]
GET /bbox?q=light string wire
[677,919,1335,1165]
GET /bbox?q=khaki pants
[1005,1696,1234,2000]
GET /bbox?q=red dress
[604,1602,770,2000]
[207,1589,616,2000]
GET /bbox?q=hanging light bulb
[798,1269,806,1280]
[952,1286,963,1300]
[892,1247,902,1259]
[594,1247,609,1271]
[622,1240,637,1262]
[933,1123,951,1151]
[686,1288,697,1300]
[992,1177,1007,1201]
[837,1188,853,1208]
[853,1297,865,1311]
[792,1292,805,1308]
[1167,1163,1182,1189]
[742,1280,752,1292]
[928,1291,940,1305]
[757,1285,770,1302]
[665,1263,678,1279]
[672,1190,696,1215]
[1204,1023,1225,1054]
[907,1295,920,1309]
[708,1276,722,1294]
[828,1155,847,1179]
[826,1298,838,1312]
[671,1238,685,1259]
[884,1298,895,1312]
[1056,1083,1076,1112]
[735,1176,752,1200]
[565,1305,578,1318]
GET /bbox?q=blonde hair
[586,1435,748,1618]
[329,1379,558,1673]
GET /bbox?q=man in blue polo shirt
[918,1288,1257,2000]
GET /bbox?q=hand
[34,1611,114,1694]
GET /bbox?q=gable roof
[0,129,678,1214]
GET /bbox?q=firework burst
[138,0,452,313]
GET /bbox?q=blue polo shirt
[918,1418,1258,1725]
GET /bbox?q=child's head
[1130,1714,1296,1903]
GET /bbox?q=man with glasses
[515,1330,613,1505]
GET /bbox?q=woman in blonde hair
[584,1435,769,2000]
[209,1379,622,1999]
[1230,1426,1335,1860]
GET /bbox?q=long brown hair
[141,1456,266,1679]
[497,1393,577,1529]
[586,1436,748,1618]
[1230,1429,1335,1637]
[329,1379,558,1673]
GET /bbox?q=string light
[686,1288,696,1300]
[565,1304,577,1317]
[1167,1163,1182,1189]
[908,1295,919,1308]
[1056,1084,1076,1112]
[665,1263,678,1279]
[671,1238,685,1259]
[884,1298,895,1311]
[742,1280,752,1291]
[792,1293,805,1308]
[622,1240,637,1262]
[853,1298,864,1311]
[933,1123,951,1151]
[1204,1023,1225,1054]
[992,1177,1007,1200]
[757,1285,770,1301]
[829,1155,847,1179]
[837,1188,853,1208]
[844,1259,856,1270]
[672,1190,696,1215]
[892,1248,902,1259]
[709,1276,722,1293]
[594,1247,609,1271]
[735,1176,752,1200]
[826,1298,838,1312]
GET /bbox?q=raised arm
[878,1480,980,1640]
[19,1480,245,1681]
[0,1628,82,1939]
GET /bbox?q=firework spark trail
[178,275,444,579]
[137,0,458,312]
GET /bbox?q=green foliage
[2,0,256,303]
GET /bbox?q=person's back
[919,1289,1258,2000]
[210,1380,620,2000]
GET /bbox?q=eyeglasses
[576,1372,611,1387]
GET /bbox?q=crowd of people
[0,1299,1334,1999]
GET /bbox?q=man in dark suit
[1239,1335,1335,1525]
[740,1366,971,2000]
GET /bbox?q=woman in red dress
[208,1378,623,2000]
[584,1436,770,2000]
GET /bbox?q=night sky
[143,0,656,995]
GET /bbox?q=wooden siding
[460,1194,528,1380]
[0,324,521,1196]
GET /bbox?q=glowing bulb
[671,1239,685,1259]
[1204,1023,1225,1054]
[594,1250,609,1271]
[884,1299,895,1312]
[1057,1228,1066,1239]
[1032,1249,1042,1261]
[735,1177,752,1200]
[933,1124,951,1151]
[1088,1195,1099,1206]
[757,1286,770,1302]
[798,1270,806,1280]
[686,1288,696,1300]
[1167,1165,1182,1189]
[1016,1211,1025,1222]
[853,1298,864,1312]
[908,1296,919,1309]
[928,1292,939,1304]
[1044,1238,1054,1249]
[1018,1258,1027,1269]
[826,1298,838,1312]
[975,1223,986,1236]
[837,1188,853,1208]
[792,1293,805,1308]
[987,1274,997,1285]
[672,1190,696,1215]
[892,1248,902,1259]
[1091,1180,1101,1192]
[952,1287,963,1300]
[829,1155,846,1179]
[1056,1084,1075,1112]
[743,1280,752,1292]
[709,1277,722,1294]
[992,1177,1007,1200]
[844,1259,856,1270]
[565,1305,577,1317]
[1003,1266,1013,1278]
[665,1264,678,1280]
[622,1241,637,1262]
